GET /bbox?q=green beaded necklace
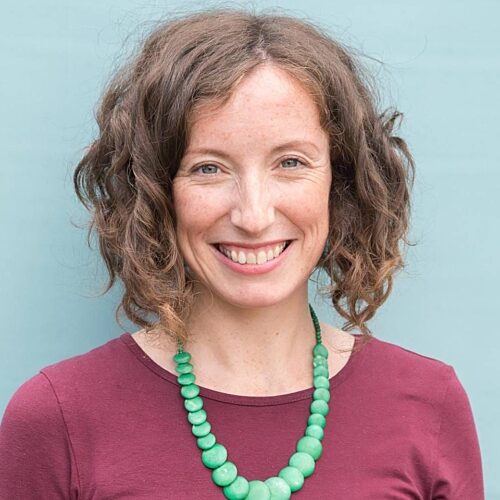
[173,304,330,500]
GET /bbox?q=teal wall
[1,1,498,496]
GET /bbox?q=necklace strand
[173,304,330,499]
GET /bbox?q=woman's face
[173,64,331,308]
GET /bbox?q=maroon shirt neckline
[120,332,369,407]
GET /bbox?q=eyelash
[193,157,307,175]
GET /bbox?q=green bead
[313,356,328,368]
[187,409,207,425]
[184,396,203,412]
[202,443,227,469]
[197,432,216,450]
[175,362,193,374]
[310,399,329,416]
[308,413,326,428]
[313,365,329,378]
[297,436,323,460]
[313,343,329,358]
[313,387,330,403]
[180,383,200,399]
[289,451,316,478]
[178,372,196,385]
[278,466,304,492]
[246,480,271,499]
[223,475,249,499]
[174,351,191,364]
[264,476,291,499]
[305,424,324,441]
[212,461,238,486]
[313,375,330,389]
[192,421,211,437]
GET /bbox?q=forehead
[186,64,326,149]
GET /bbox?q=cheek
[282,180,330,230]
[173,186,226,238]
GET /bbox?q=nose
[230,173,276,235]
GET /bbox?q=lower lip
[211,241,293,275]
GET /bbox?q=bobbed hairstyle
[73,8,415,347]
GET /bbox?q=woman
[0,8,484,499]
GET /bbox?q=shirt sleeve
[430,366,484,499]
[0,372,78,499]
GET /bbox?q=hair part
[73,7,415,350]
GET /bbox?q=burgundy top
[0,332,484,499]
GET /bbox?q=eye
[194,164,219,175]
[280,157,306,169]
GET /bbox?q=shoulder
[358,335,463,406]
[362,334,453,374]
[3,336,128,423]
[321,323,451,373]
[0,372,66,452]
[2,372,59,425]
[40,335,126,384]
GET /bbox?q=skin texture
[132,63,354,396]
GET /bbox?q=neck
[181,286,318,396]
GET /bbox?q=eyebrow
[183,140,321,159]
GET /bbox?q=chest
[72,392,435,499]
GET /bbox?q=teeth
[257,251,267,265]
[238,251,246,264]
[219,241,288,265]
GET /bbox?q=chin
[213,282,306,310]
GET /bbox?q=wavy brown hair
[73,8,415,348]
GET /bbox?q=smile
[214,241,292,265]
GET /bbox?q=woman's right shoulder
[3,371,54,410]
[2,336,126,422]
[0,372,63,445]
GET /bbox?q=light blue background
[1,1,498,497]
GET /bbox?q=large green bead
[184,396,203,412]
[178,372,196,385]
[308,413,326,428]
[197,432,216,450]
[289,451,316,478]
[305,424,324,441]
[212,461,238,486]
[313,356,328,368]
[297,436,323,460]
[278,466,304,492]
[180,383,200,399]
[175,362,193,374]
[202,443,227,469]
[310,399,329,416]
[313,343,329,358]
[313,375,330,389]
[174,351,191,364]
[264,476,291,499]
[192,421,211,437]
[223,475,249,499]
[246,480,271,499]
[187,409,207,425]
[313,387,330,403]
[313,365,329,378]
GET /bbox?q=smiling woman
[0,7,484,500]
[173,64,331,302]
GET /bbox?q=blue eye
[281,157,304,169]
[195,164,219,175]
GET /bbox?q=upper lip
[214,239,291,249]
